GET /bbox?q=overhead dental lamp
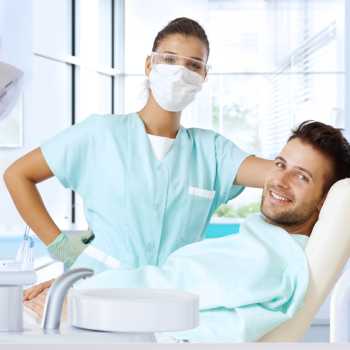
[0,34,24,122]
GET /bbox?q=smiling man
[261,120,350,238]
[23,121,350,343]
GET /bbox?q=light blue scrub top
[41,112,251,274]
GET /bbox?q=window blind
[262,0,340,159]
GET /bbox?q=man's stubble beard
[260,189,321,227]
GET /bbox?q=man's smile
[269,190,293,203]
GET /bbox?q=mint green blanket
[75,213,309,342]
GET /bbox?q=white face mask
[148,64,205,112]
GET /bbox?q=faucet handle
[42,268,94,330]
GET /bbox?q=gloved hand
[46,231,95,267]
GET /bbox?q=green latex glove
[46,231,95,267]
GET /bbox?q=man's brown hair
[288,120,350,195]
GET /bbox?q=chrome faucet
[41,268,94,330]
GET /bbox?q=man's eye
[299,174,308,181]
[277,163,285,169]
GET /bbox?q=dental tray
[0,258,22,271]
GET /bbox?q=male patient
[23,120,350,343]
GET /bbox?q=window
[33,0,124,228]
[208,0,344,219]
[124,0,346,220]
[1,0,123,236]
[69,0,124,226]
[262,0,344,159]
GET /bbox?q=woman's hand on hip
[46,230,95,267]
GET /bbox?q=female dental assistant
[5,17,273,284]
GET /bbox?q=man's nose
[273,171,290,188]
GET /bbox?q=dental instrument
[21,236,35,271]
[0,60,24,122]
[0,226,35,272]
[16,225,30,263]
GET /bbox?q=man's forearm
[234,156,274,188]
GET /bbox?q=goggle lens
[151,52,211,77]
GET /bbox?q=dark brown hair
[288,120,350,194]
[152,17,210,58]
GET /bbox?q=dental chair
[259,178,350,343]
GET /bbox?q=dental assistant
[4,17,273,277]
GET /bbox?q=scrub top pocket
[181,186,216,244]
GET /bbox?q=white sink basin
[68,288,199,333]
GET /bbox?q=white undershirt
[147,134,175,161]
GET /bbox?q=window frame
[33,0,125,224]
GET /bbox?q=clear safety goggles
[150,52,212,78]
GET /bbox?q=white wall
[0,0,69,236]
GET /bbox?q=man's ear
[145,56,152,78]
[317,191,328,212]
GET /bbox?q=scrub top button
[157,166,164,172]
[155,206,162,212]
[149,247,156,254]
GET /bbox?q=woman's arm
[233,156,274,188]
[3,147,61,245]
